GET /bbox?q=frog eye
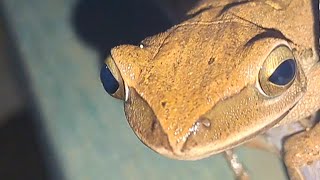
[100,56,125,100]
[258,45,297,97]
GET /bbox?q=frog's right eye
[258,45,296,97]
[100,56,125,100]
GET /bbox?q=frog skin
[100,0,320,179]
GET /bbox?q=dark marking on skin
[226,13,294,47]
[181,140,198,153]
[245,28,293,47]
[161,101,167,107]
[151,117,157,132]
[184,5,213,20]
[217,0,250,17]
[208,57,216,65]
[292,48,297,53]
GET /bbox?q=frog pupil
[268,59,296,86]
[100,65,119,94]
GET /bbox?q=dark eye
[100,56,125,100]
[259,45,297,97]
[268,59,296,86]
[100,65,119,94]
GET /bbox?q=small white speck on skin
[174,128,182,136]
[180,122,202,142]
[190,122,201,134]
[206,96,212,104]
[127,64,132,70]
[139,44,144,49]
[129,73,135,80]
[124,84,130,102]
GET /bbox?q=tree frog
[100,0,320,179]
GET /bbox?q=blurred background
[0,0,288,180]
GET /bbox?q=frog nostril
[100,65,119,94]
[198,117,211,128]
[161,101,167,108]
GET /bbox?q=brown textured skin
[283,123,320,180]
[109,0,319,177]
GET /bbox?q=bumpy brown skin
[109,0,319,179]
[283,123,320,180]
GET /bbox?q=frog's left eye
[100,56,125,100]
[259,45,297,97]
